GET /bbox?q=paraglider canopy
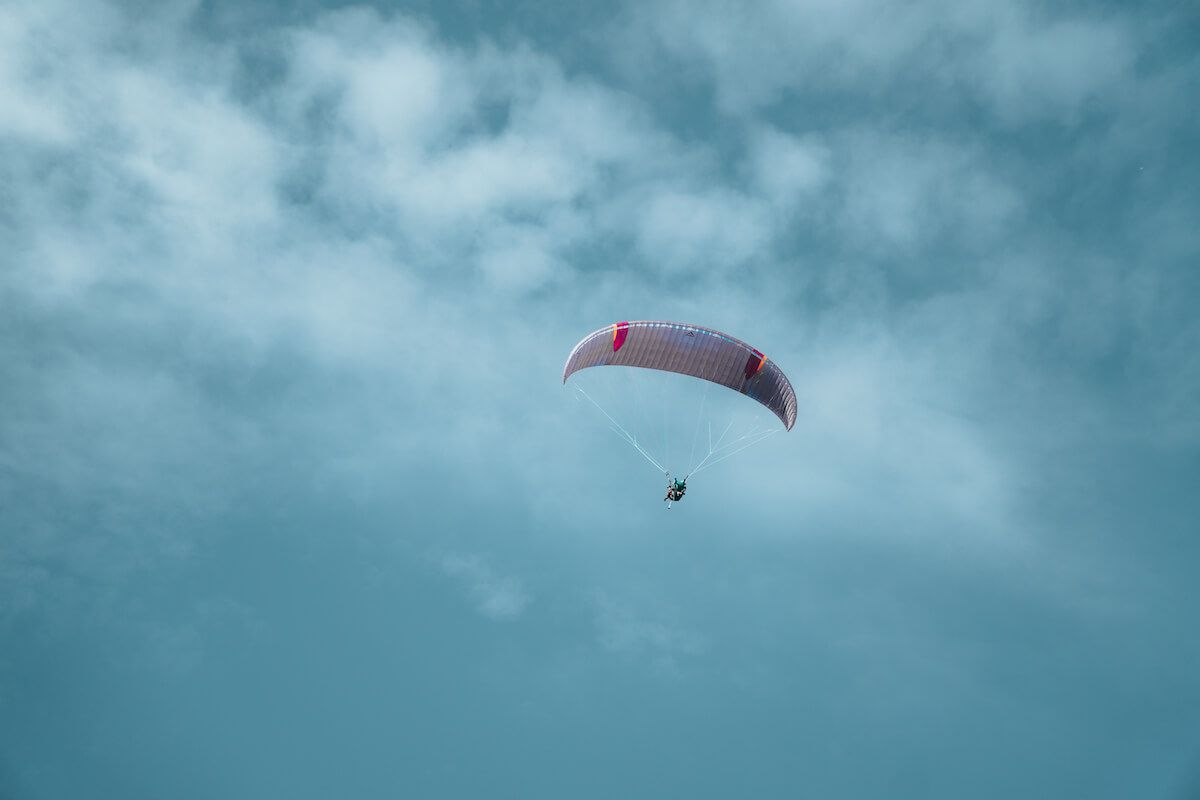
[563,321,797,430]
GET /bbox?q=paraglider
[664,477,687,504]
[563,321,796,507]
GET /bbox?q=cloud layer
[2,0,1198,797]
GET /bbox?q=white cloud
[111,70,282,242]
[440,554,531,621]
[973,12,1135,123]
[838,131,1020,254]
[286,10,476,153]
[633,0,1138,124]
[632,187,773,274]
[747,126,831,207]
[593,594,707,671]
[0,0,1191,626]
[477,223,562,293]
[0,7,73,144]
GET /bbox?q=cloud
[440,554,531,621]
[0,6,75,144]
[629,0,1139,125]
[746,126,831,208]
[0,0,1185,642]
[1,0,1190,600]
[1,2,1197,797]
[631,186,773,274]
[272,8,665,280]
[837,131,1020,254]
[972,11,1135,123]
[593,594,707,671]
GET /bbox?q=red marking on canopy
[612,321,629,352]
[743,349,767,380]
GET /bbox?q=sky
[1,0,1199,797]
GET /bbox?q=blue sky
[2,0,1198,797]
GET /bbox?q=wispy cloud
[630,0,1138,123]
[593,594,706,672]
[440,554,531,622]
[1,0,1193,592]
[1,1,1197,796]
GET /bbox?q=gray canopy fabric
[562,321,798,431]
